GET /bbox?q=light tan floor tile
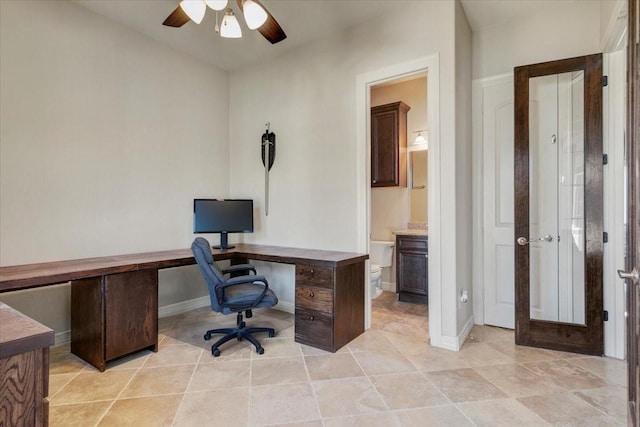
[251,356,308,386]
[381,330,431,357]
[313,377,387,418]
[142,343,202,367]
[346,329,395,353]
[251,337,301,358]
[370,372,449,410]
[49,401,112,427]
[323,412,400,426]
[352,348,416,376]
[49,373,78,398]
[467,325,515,343]
[248,383,320,425]
[523,359,607,391]
[50,370,136,404]
[305,353,364,381]
[575,385,627,424]
[553,414,625,426]
[120,364,195,398]
[518,392,604,424]
[173,388,249,426]
[457,341,515,366]
[97,395,182,427]
[487,339,559,363]
[269,421,323,427]
[457,397,549,426]
[404,346,471,372]
[394,405,474,427]
[49,345,88,375]
[569,356,627,386]
[474,363,564,397]
[187,359,251,391]
[426,368,507,402]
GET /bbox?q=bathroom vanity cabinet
[371,101,410,187]
[395,234,428,304]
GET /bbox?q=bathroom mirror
[409,149,428,222]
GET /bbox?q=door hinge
[604,310,609,321]
[603,232,609,243]
[603,75,608,87]
[603,154,608,165]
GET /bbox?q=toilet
[369,240,395,299]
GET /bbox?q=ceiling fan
[163,0,286,44]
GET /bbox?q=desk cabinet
[396,234,428,304]
[371,101,410,187]
[0,303,54,427]
[294,262,365,352]
[71,270,158,371]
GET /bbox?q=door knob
[517,235,554,246]
[618,268,640,281]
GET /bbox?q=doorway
[356,55,442,345]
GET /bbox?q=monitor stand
[212,232,235,250]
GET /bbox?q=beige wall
[0,0,230,333]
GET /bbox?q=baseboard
[54,296,294,346]
[438,315,475,351]
[55,330,71,346]
[158,295,211,318]
[381,281,395,292]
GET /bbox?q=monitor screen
[193,199,254,234]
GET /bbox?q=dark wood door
[625,0,640,424]
[371,102,409,187]
[514,53,604,355]
[396,235,428,304]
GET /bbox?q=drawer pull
[309,291,314,297]
[310,269,314,276]
[309,316,314,321]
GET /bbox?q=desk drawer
[295,286,333,314]
[295,265,333,289]
[295,307,333,351]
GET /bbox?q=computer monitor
[193,199,254,250]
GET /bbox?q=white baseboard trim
[381,281,395,292]
[54,296,294,346]
[55,330,71,346]
[158,296,211,318]
[436,315,475,351]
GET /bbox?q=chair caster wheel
[268,331,275,337]
[256,347,264,355]
[204,333,211,341]
[212,348,220,357]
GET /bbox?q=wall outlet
[460,289,469,303]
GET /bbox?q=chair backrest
[191,237,226,312]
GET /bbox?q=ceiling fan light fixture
[204,0,228,11]
[179,0,206,24]
[242,0,268,30]
[220,9,242,38]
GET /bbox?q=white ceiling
[73,0,586,71]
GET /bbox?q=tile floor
[48,291,627,426]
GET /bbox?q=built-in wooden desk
[0,244,367,371]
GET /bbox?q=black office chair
[191,237,278,357]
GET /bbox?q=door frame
[514,53,604,356]
[356,54,442,345]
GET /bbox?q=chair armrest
[219,275,269,309]
[222,264,256,275]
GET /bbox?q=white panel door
[482,80,515,329]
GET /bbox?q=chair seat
[220,288,278,315]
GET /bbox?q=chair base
[204,312,275,357]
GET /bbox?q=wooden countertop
[0,302,54,359]
[0,243,368,293]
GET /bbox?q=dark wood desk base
[0,244,368,371]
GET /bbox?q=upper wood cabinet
[371,101,410,187]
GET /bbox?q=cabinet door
[371,108,400,186]
[397,251,428,296]
[104,270,158,360]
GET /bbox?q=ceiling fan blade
[163,5,190,28]
[236,0,287,44]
